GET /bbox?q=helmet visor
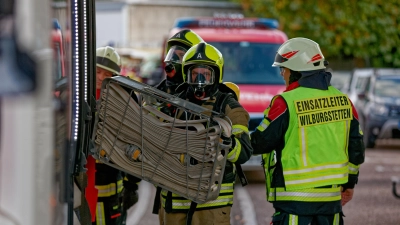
[164,45,188,63]
[187,65,215,86]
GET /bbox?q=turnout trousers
[271,211,344,225]
[159,206,231,225]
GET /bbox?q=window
[208,42,284,85]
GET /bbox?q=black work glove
[220,134,236,151]
[160,103,177,117]
[122,187,138,212]
[122,177,139,212]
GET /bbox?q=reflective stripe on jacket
[96,179,123,197]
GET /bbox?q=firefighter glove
[220,134,236,151]
[122,180,139,211]
[122,186,138,212]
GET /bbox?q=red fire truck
[169,16,288,131]
[168,16,288,169]
[0,0,96,224]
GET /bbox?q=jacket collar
[284,81,300,92]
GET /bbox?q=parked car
[329,70,351,93]
[358,69,400,148]
[168,16,288,171]
[347,68,374,103]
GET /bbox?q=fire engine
[169,15,288,131]
[168,15,288,168]
[0,0,96,224]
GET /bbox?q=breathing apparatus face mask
[186,65,215,99]
[164,45,188,83]
[164,63,182,79]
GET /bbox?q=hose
[93,81,231,204]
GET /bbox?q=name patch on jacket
[294,95,353,127]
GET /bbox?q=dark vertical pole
[68,0,83,223]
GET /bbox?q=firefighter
[87,46,140,225]
[156,29,204,95]
[155,28,238,110]
[250,38,365,225]
[158,42,253,225]
[152,28,204,222]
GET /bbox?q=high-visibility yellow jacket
[265,86,355,202]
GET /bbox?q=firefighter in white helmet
[86,46,141,225]
[96,46,121,91]
[251,38,365,225]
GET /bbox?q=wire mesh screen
[91,76,230,204]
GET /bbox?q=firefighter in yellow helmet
[156,29,204,95]
[88,46,141,225]
[152,28,205,220]
[251,38,365,224]
[158,42,253,225]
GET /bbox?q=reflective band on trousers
[96,202,106,225]
[161,183,234,209]
[170,196,233,208]
[268,187,341,202]
[96,180,123,197]
[333,213,340,225]
[284,213,340,225]
[289,214,298,225]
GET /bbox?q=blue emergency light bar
[173,17,279,29]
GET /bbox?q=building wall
[96,2,126,47]
[96,0,242,49]
[125,3,242,48]
[97,11,124,47]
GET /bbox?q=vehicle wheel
[359,115,366,132]
[365,137,375,148]
[363,126,375,148]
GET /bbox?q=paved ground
[127,140,400,225]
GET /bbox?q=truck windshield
[208,42,284,85]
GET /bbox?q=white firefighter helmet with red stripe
[272,37,325,71]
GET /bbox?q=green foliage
[230,0,400,67]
